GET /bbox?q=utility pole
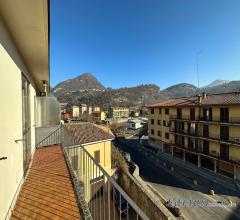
[196,51,202,93]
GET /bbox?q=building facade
[72,105,80,118]
[148,92,240,180]
[0,1,50,218]
[113,107,130,119]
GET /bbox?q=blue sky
[50,0,240,89]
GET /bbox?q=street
[114,137,240,220]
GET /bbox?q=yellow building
[113,107,130,119]
[64,123,114,202]
[148,92,240,180]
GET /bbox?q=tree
[107,106,113,118]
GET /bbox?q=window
[220,126,229,141]
[163,120,166,126]
[151,119,154,125]
[190,108,195,120]
[151,129,154,135]
[165,133,169,139]
[157,120,161,125]
[71,155,78,170]
[158,130,161,137]
[163,120,170,127]
[159,108,161,114]
[165,108,169,115]
[220,144,229,160]
[220,108,229,122]
[177,108,182,119]
[94,150,100,163]
[151,108,154,114]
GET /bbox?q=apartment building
[112,107,130,119]
[148,92,240,180]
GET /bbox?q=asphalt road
[114,138,240,220]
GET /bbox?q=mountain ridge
[52,73,240,108]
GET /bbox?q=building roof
[10,145,81,219]
[66,123,115,145]
[148,92,240,108]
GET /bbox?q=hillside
[52,73,240,108]
[160,83,198,98]
[52,72,105,95]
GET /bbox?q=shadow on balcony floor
[10,145,81,220]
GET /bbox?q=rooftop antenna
[196,51,202,94]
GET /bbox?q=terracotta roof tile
[148,92,240,107]
[66,123,115,145]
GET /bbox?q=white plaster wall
[0,19,36,219]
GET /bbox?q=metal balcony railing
[63,144,149,220]
[37,124,150,220]
[170,114,240,124]
[169,128,198,137]
[198,132,240,145]
[170,115,197,121]
[199,116,240,124]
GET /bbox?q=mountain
[160,83,198,98]
[52,72,105,95]
[201,80,230,89]
[201,80,240,94]
[54,84,164,109]
[52,74,240,109]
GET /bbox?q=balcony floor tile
[11,145,81,220]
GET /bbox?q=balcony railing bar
[170,114,240,124]
[64,144,149,220]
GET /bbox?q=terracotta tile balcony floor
[11,145,81,220]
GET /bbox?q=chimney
[202,92,207,99]
[198,95,202,104]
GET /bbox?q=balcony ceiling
[0,0,49,92]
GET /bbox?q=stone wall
[119,171,176,220]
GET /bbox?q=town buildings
[148,92,240,180]
[80,103,88,114]
[112,107,130,119]
[72,105,80,118]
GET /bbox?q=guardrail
[63,143,149,220]
[61,124,150,220]
[35,125,62,148]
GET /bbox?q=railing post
[214,159,217,173]
[108,180,111,220]
[183,150,186,162]
[234,165,237,180]
[198,154,201,168]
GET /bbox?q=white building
[72,106,80,118]
[128,119,144,130]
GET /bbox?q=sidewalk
[118,138,240,204]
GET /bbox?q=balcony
[199,116,240,125]
[169,115,197,121]
[8,125,149,220]
[198,132,240,146]
[169,128,198,137]
[170,114,240,125]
